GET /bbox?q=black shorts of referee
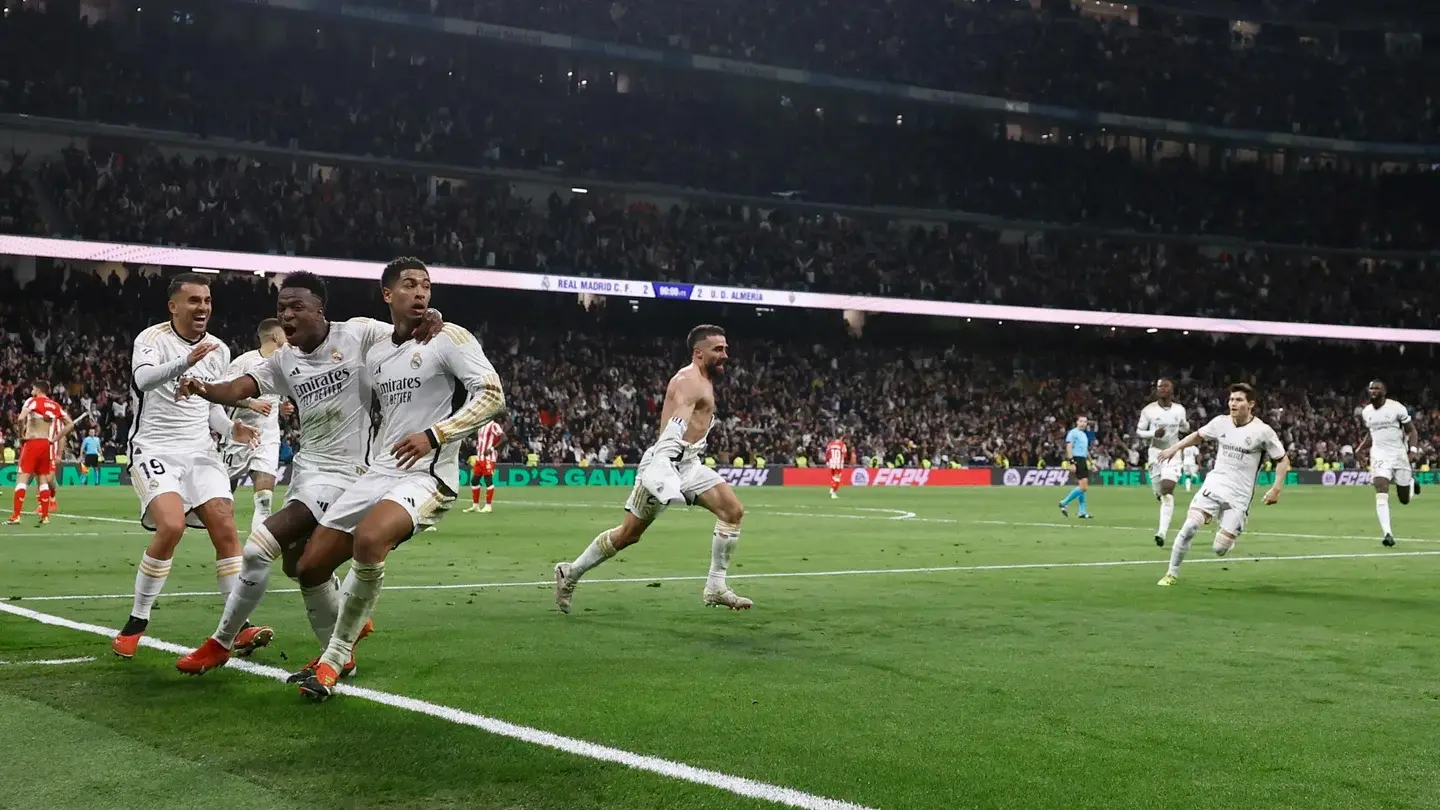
[1072,457,1090,481]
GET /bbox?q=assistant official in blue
[1059,416,1093,519]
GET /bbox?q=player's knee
[716,500,744,525]
[294,556,330,587]
[1213,530,1237,556]
[151,510,187,542]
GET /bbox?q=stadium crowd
[3,11,1440,249]
[0,264,1431,474]
[349,0,1440,141]
[25,144,1438,329]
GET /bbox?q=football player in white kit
[220,318,287,534]
[1357,380,1420,547]
[295,258,506,701]
[1135,378,1189,547]
[553,324,751,616]
[112,274,263,659]
[1181,445,1200,491]
[173,271,442,677]
[1155,383,1290,586]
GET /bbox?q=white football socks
[570,530,618,578]
[1157,494,1175,540]
[320,562,385,671]
[131,553,172,621]
[1376,492,1393,536]
[1168,519,1200,576]
[214,526,279,648]
[252,490,274,533]
[707,520,741,592]
[301,575,341,646]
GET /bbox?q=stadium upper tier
[2,10,1440,250]
[6,144,1432,329]
[336,0,1440,143]
[0,264,1430,472]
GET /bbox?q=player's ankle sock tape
[598,530,617,557]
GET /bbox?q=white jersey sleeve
[368,324,505,486]
[129,323,231,457]
[225,350,281,436]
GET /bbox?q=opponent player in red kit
[9,382,74,525]
[464,415,507,513]
[826,437,848,499]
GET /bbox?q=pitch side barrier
[11,463,1406,489]
[3,235,1438,343]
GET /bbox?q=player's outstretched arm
[1157,430,1203,462]
[133,341,219,392]
[1265,455,1292,505]
[176,374,262,407]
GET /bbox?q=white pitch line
[0,601,875,810]
[13,550,1440,602]
[0,655,95,666]
[29,505,1440,544]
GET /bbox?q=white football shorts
[624,450,724,523]
[318,468,455,537]
[1186,487,1249,537]
[222,433,281,480]
[1371,455,1414,488]
[130,450,232,530]
[1148,450,1182,484]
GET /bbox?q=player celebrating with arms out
[221,319,288,534]
[1357,380,1420,547]
[1155,383,1290,586]
[554,324,751,614]
[293,258,505,701]
[1058,416,1094,519]
[825,435,848,499]
[7,381,73,526]
[172,271,443,676]
[113,274,262,658]
[464,415,507,513]
[1136,379,1190,546]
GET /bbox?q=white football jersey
[1182,446,1200,465]
[245,318,394,478]
[1198,415,1286,506]
[366,323,502,486]
[1137,401,1189,452]
[1362,400,1412,460]
[226,350,281,438]
[130,322,231,456]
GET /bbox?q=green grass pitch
[2,485,1439,809]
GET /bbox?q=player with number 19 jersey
[129,322,234,529]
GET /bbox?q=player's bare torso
[661,364,715,443]
[22,411,54,442]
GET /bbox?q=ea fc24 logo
[1003,468,1071,487]
[850,468,933,487]
[717,467,772,487]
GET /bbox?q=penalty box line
[0,600,876,810]
[13,550,1440,603]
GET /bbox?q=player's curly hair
[381,257,428,289]
[280,271,328,305]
